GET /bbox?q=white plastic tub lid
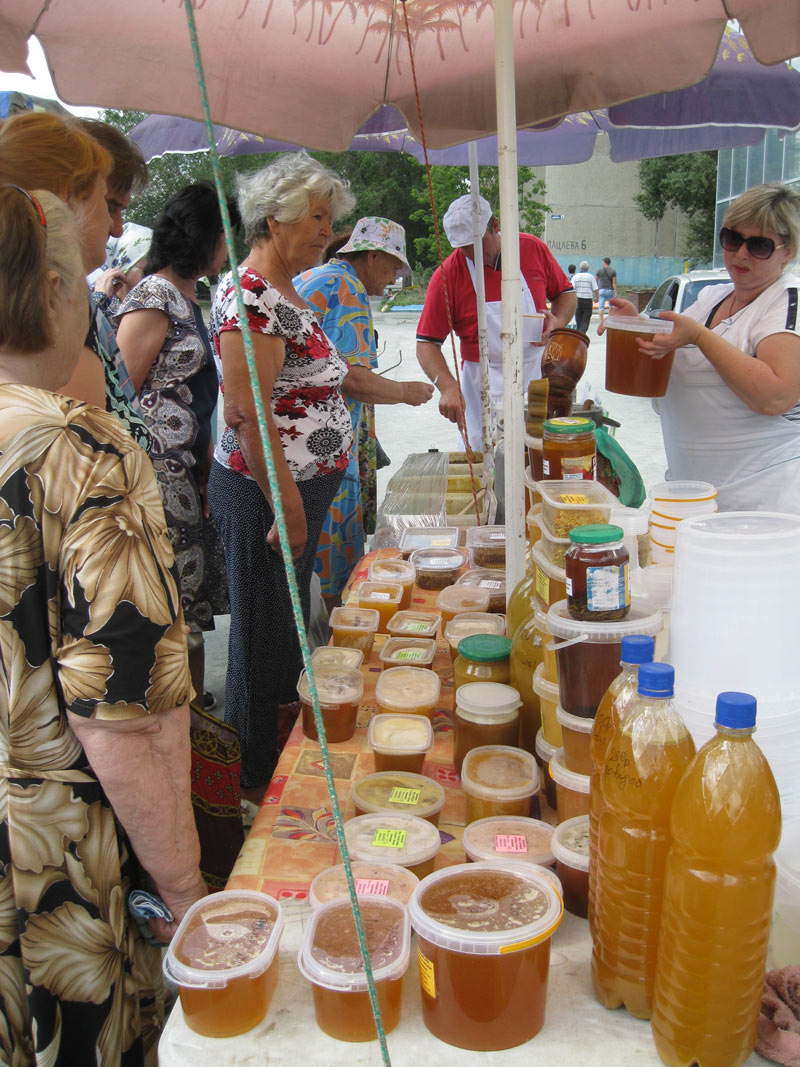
[555,705,594,733]
[605,314,673,334]
[547,597,662,642]
[297,896,410,992]
[461,745,539,801]
[461,815,555,866]
[535,727,558,761]
[549,749,590,793]
[399,526,459,552]
[369,557,416,581]
[297,666,364,708]
[375,665,441,710]
[308,862,420,910]
[386,610,441,637]
[456,567,507,592]
[310,646,364,670]
[532,662,560,699]
[456,682,522,720]
[368,713,433,755]
[352,770,445,819]
[330,606,380,631]
[444,612,506,645]
[344,813,441,867]
[409,546,467,573]
[408,861,563,955]
[649,480,716,502]
[437,584,492,612]
[551,815,590,872]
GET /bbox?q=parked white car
[644,269,730,316]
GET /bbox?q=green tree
[635,151,718,265]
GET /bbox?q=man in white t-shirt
[572,260,598,334]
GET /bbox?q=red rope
[399,0,483,526]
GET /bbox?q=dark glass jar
[565,524,630,622]
[542,416,596,481]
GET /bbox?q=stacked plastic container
[647,480,717,564]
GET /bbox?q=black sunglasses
[719,227,785,260]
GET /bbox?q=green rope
[181,5,392,1061]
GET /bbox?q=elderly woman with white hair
[207,152,364,802]
[571,260,598,334]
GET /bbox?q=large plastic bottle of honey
[509,610,545,754]
[651,692,781,1067]
[506,572,537,639]
[592,662,695,1019]
[588,634,654,934]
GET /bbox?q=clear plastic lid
[296,666,364,708]
[466,525,506,567]
[535,727,558,763]
[357,580,404,605]
[344,813,441,868]
[297,896,410,992]
[551,815,590,873]
[605,314,674,334]
[549,749,590,794]
[329,606,380,632]
[368,713,433,756]
[531,540,566,582]
[456,682,521,723]
[532,663,560,701]
[379,636,437,668]
[311,646,364,670]
[461,745,539,802]
[399,526,460,557]
[547,597,662,643]
[536,480,618,539]
[409,546,467,575]
[649,480,717,504]
[466,525,506,548]
[375,666,441,712]
[461,815,555,866]
[368,558,416,584]
[308,862,420,909]
[408,862,563,955]
[444,612,506,650]
[555,705,594,734]
[456,567,506,594]
[437,584,491,615]
[352,770,445,820]
[164,891,284,990]
[386,610,441,639]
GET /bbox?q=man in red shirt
[416,194,575,448]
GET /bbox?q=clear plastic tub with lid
[551,814,591,917]
[297,665,364,744]
[533,662,562,747]
[308,861,420,910]
[408,862,564,1050]
[343,812,441,878]
[604,315,675,397]
[378,636,436,670]
[329,606,380,654]
[436,583,491,626]
[368,713,433,774]
[386,609,441,640]
[368,557,416,609]
[535,728,558,811]
[351,770,445,825]
[297,895,410,1042]
[375,665,441,722]
[466,524,506,569]
[531,540,567,609]
[355,580,403,631]
[461,814,555,867]
[409,546,467,590]
[453,633,512,696]
[531,511,571,567]
[444,611,506,664]
[536,479,618,539]
[556,704,594,775]
[399,525,459,559]
[549,748,591,822]
[455,566,506,613]
[311,646,364,671]
[453,681,521,773]
[461,744,539,824]
[163,890,284,1038]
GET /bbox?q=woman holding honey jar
[604,182,800,512]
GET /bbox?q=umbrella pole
[494,0,525,601]
[468,141,493,463]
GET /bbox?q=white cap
[442,194,492,248]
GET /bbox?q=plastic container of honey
[309,861,420,909]
[461,815,555,867]
[436,583,491,626]
[549,748,591,822]
[297,896,410,1042]
[368,713,433,774]
[550,815,590,917]
[444,611,506,664]
[453,682,521,773]
[310,646,364,671]
[297,666,364,744]
[352,770,445,825]
[329,606,380,654]
[531,512,571,567]
[460,745,539,824]
[604,315,675,397]
[378,636,436,671]
[408,862,564,1050]
[533,663,562,747]
[375,666,441,722]
[368,557,416,609]
[535,729,559,811]
[536,479,617,540]
[546,597,663,717]
[453,633,512,697]
[455,567,506,613]
[409,546,467,590]
[356,581,404,632]
[163,891,284,1038]
[343,813,441,878]
[556,704,594,775]
[525,433,545,483]
[531,541,567,609]
[466,524,506,569]
[527,503,543,549]
[386,609,441,640]
[399,525,459,559]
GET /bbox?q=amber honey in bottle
[565,523,629,622]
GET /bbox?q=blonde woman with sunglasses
[604,182,800,511]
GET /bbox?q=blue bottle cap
[715,692,757,730]
[637,661,674,697]
[620,635,655,665]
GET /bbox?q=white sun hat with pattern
[336,216,410,270]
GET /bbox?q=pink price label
[494,833,528,853]
[355,878,390,896]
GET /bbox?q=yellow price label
[389,787,421,805]
[418,947,436,998]
[559,493,588,504]
[372,827,407,848]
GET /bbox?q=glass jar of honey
[565,523,630,622]
[453,634,512,697]
[542,416,596,481]
[454,682,521,773]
